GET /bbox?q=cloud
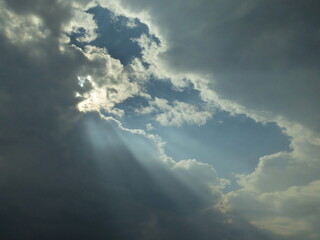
[0,7,49,44]
[225,126,320,239]
[76,46,144,116]
[88,1,320,238]
[146,123,154,131]
[135,97,212,127]
[172,159,229,201]
[3,0,73,38]
[0,1,277,239]
[64,7,98,42]
[2,0,319,239]
[227,179,320,239]
[115,0,320,133]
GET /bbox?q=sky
[0,0,319,239]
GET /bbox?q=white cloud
[224,125,320,239]
[155,100,212,127]
[0,4,49,45]
[146,123,154,131]
[77,46,146,116]
[227,179,320,239]
[136,97,213,127]
[63,7,98,42]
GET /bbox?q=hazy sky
[0,0,319,239]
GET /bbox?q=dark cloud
[118,0,320,132]
[0,1,283,239]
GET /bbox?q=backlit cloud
[1,0,319,239]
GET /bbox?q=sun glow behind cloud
[70,3,320,239]
[1,0,320,239]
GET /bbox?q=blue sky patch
[70,5,159,66]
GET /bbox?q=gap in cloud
[111,76,292,187]
[69,4,293,192]
[70,5,159,66]
[109,76,292,181]
[157,111,292,177]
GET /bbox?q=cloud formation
[113,0,320,133]
[90,1,320,239]
[135,98,212,127]
[1,0,319,239]
[0,1,279,239]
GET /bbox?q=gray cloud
[116,0,320,133]
[0,1,280,239]
[93,1,320,238]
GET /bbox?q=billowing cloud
[64,7,97,42]
[87,1,320,239]
[76,46,146,116]
[135,97,212,127]
[0,0,279,239]
[1,0,319,239]
[226,130,320,239]
[111,0,320,133]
